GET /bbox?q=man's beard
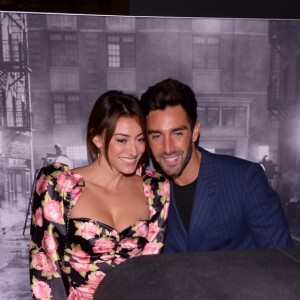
[159,140,193,178]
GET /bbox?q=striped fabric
[163,148,293,253]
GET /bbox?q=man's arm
[243,163,293,248]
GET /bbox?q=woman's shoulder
[34,163,73,199]
[36,163,84,191]
[38,162,71,177]
[70,165,89,177]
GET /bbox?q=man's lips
[161,155,180,165]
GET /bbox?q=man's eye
[174,131,183,136]
[150,134,160,140]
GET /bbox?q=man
[140,78,293,252]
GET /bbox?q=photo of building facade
[0,11,299,299]
[27,15,271,166]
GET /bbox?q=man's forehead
[146,108,190,132]
[147,106,186,119]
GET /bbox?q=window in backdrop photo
[0,11,299,299]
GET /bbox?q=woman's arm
[30,164,71,299]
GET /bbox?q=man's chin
[161,166,182,178]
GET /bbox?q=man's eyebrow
[172,126,188,131]
[147,126,188,135]
[147,129,161,135]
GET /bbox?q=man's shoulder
[200,147,260,171]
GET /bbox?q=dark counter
[94,247,300,300]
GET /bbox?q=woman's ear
[92,135,103,148]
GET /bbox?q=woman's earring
[98,148,102,166]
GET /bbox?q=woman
[29,91,170,299]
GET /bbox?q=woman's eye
[117,139,126,143]
[138,137,145,143]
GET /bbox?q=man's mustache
[159,151,181,158]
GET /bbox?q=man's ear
[92,135,103,148]
[192,120,200,143]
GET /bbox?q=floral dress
[30,163,170,300]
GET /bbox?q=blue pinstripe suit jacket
[163,148,293,253]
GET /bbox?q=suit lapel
[188,149,218,251]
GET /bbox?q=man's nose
[163,136,174,153]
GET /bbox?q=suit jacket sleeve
[242,163,293,248]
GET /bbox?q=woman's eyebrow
[114,132,144,137]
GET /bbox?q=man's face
[146,105,199,178]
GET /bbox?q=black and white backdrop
[0,11,300,299]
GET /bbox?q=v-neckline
[67,169,154,234]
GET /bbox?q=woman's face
[107,116,145,174]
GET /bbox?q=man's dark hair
[140,78,198,129]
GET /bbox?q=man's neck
[173,147,201,186]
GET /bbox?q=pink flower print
[144,184,154,198]
[42,231,58,256]
[31,252,57,276]
[68,284,97,300]
[34,207,43,227]
[114,256,127,264]
[73,173,84,183]
[72,186,84,204]
[56,171,74,192]
[42,255,57,277]
[119,237,137,250]
[67,286,88,300]
[71,248,91,264]
[109,230,119,238]
[70,248,90,273]
[35,174,48,196]
[162,199,170,219]
[149,206,157,218]
[145,168,156,177]
[67,287,79,300]
[147,222,160,241]
[128,247,143,257]
[31,252,48,270]
[88,270,106,286]
[93,238,115,253]
[78,222,98,240]
[99,254,115,261]
[160,180,170,199]
[32,280,52,299]
[70,261,90,274]
[142,242,160,255]
[134,221,149,238]
[42,199,63,223]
